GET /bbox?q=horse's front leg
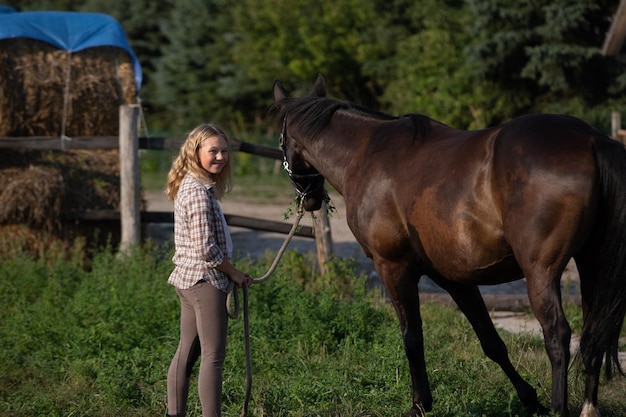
[374,257,431,417]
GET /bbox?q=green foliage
[226,0,387,110]
[76,0,171,123]
[152,0,236,132]
[7,0,626,134]
[380,0,491,129]
[466,0,626,127]
[0,245,177,416]
[2,245,625,416]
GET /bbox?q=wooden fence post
[314,200,333,274]
[119,104,141,253]
[611,110,621,140]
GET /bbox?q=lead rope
[226,202,305,417]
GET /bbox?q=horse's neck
[306,129,370,195]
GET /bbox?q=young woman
[164,123,252,417]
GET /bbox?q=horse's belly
[413,202,521,284]
[429,250,524,285]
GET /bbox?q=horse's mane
[276,96,431,141]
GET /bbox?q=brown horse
[272,75,626,417]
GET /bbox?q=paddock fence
[0,105,333,267]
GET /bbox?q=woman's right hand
[217,259,253,288]
[232,270,253,288]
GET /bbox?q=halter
[279,114,324,199]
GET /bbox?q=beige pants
[167,281,228,417]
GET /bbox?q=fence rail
[62,210,314,238]
[0,135,282,157]
[1,105,331,266]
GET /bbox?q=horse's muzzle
[303,195,323,212]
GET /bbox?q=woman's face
[198,135,229,175]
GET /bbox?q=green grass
[1,245,625,417]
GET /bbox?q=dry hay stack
[0,148,121,224]
[0,164,63,230]
[0,38,139,256]
[0,37,137,136]
[0,148,123,256]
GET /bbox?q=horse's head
[272,75,327,212]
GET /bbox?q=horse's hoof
[579,401,601,417]
[402,403,428,417]
[530,403,551,416]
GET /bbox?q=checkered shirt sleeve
[168,175,231,292]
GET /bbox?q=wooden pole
[601,0,626,56]
[119,104,141,252]
[611,110,621,140]
[313,200,333,274]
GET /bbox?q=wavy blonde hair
[165,123,233,201]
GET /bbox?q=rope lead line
[226,206,305,319]
[226,203,306,417]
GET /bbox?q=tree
[226,0,390,111]
[5,0,81,10]
[378,0,490,128]
[78,0,171,131]
[9,0,626,133]
[152,0,235,132]
[466,0,626,128]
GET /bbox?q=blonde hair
[165,123,233,200]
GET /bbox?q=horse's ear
[311,74,326,97]
[273,79,288,103]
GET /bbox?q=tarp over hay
[0,11,142,136]
[0,10,141,87]
[0,11,143,255]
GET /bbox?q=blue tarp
[0,10,142,90]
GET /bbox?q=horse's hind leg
[435,278,549,415]
[573,252,605,417]
[524,269,572,417]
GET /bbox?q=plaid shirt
[168,175,232,292]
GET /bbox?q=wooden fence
[611,110,626,143]
[0,105,333,267]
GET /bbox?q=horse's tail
[581,134,626,379]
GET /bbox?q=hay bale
[0,148,126,259]
[0,165,63,230]
[0,39,142,256]
[0,37,137,136]
[0,148,122,227]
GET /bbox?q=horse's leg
[504,203,579,416]
[524,271,572,417]
[374,257,431,417]
[434,277,549,415]
[573,252,603,417]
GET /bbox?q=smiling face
[198,135,229,175]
